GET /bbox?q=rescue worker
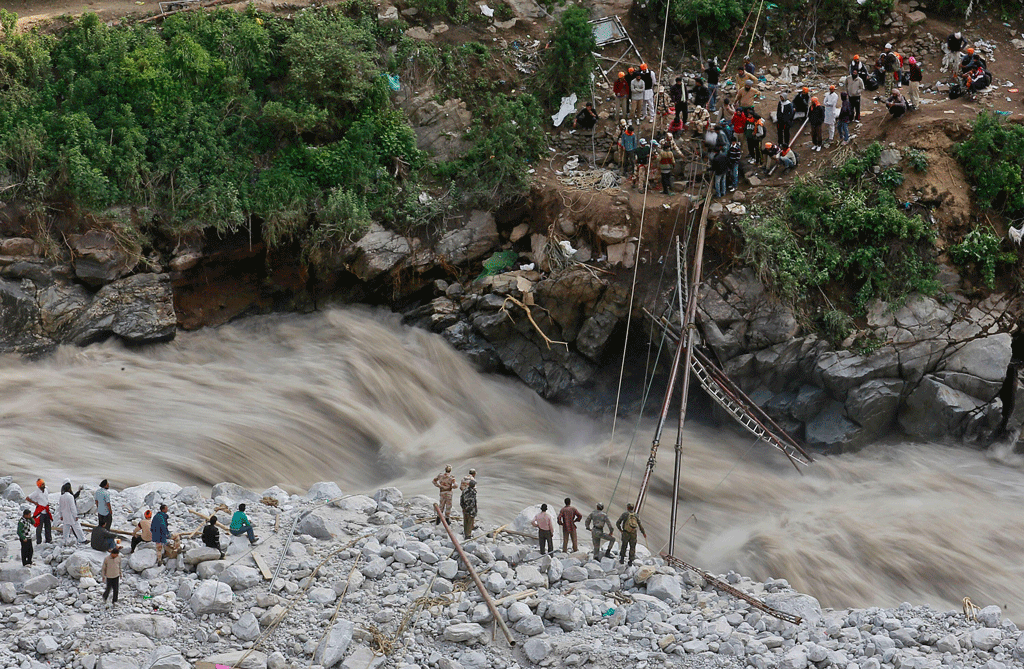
[613,71,630,118]
[460,469,477,492]
[557,498,583,553]
[459,479,477,540]
[744,111,765,165]
[615,503,647,566]
[585,503,616,560]
[823,84,840,144]
[432,465,456,525]
[776,93,794,148]
[58,480,85,546]
[808,97,824,151]
[25,479,52,544]
[618,124,637,178]
[639,63,657,123]
[705,58,721,112]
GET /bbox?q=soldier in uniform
[615,502,647,566]
[459,479,477,539]
[432,465,456,525]
[460,469,476,492]
[585,503,616,560]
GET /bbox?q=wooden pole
[434,504,515,646]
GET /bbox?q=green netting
[476,250,519,280]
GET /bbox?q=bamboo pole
[434,504,515,646]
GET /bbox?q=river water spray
[2,308,1023,619]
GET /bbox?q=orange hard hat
[145,510,153,519]
[811,96,819,104]
[801,86,809,93]
[36,478,44,487]
[853,55,860,60]
[764,142,773,149]
[829,85,836,90]
[628,67,635,73]
[640,63,648,70]
[618,71,625,78]
[967,47,975,54]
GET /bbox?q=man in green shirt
[17,509,33,566]
[230,504,259,545]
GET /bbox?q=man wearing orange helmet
[849,54,868,80]
[25,478,52,544]
[639,63,657,123]
[614,71,630,119]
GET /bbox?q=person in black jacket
[793,87,810,125]
[808,97,825,151]
[705,59,721,112]
[710,149,730,197]
[691,77,710,110]
[573,102,597,131]
[90,524,117,552]
[776,93,794,147]
[669,77,687,124]
[202,515,223,557]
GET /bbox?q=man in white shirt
[25,479,52,544]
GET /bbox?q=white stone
[220,565,262,590]
[190,580,234,614]
[514,614,544,636]
[129,548,158,572]
[646,574,682,602]
[202,650,267,669]
[184,547,221,566]
[148,646,189,669]
[308,481,344,501]
[232,612,261,642]
[337,495,378,513]
[524,637,551,663]
[120,614,177,639]
[36,635,59,654]
[443,622,489,645]
[210,482,261,504]
[978,605,1003,628]
[516,564,548,589]
[197,560,229,580]
[361,557,387,579]
[972,627,1003,651]
[507,601,531,623]
[310,587,337,604]
[438,559,459,580]
[314,619,355,668]
[22,573,58,595]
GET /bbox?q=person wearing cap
[639,63,657,123]
[25,478,52,544]
[846,68,865,122]
[944,32,966,72]
[705,58,720,112]
[459,479,477,540]
[907,57,923,109]
[669,76,687,126]
[613,71,630,119]
[585,502,615,560]
[742,55,756,76]
[775,93,794,148]
[573,102,597,132]
[630,70,645,126]
[132,509,153,552]
[635,136,652,173]
[793,86,810,125]
[618,124,637,177]
[657,141,675,195]
[95,479,112,529]
[850,55,868,80]
[17,508,33,565]
[823,84,840,144]
[808,97,825,151]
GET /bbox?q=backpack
[624,512,639,533]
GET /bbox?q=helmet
[651,139,660,147]
[596,503,604,510]
[144,510,153,519]
[640,63,648,71]
[639,138,647,146]
[853,54,860,60]
[885,43,893,49]
[764,142,773,149]
[829,85,835,90]
[618,71,625,78]
[811,96,819,104]
[801,86,809,93]
[36,479,44,488]
[908,57,916,65]
[628,67,635,73]
[967,47,975,54]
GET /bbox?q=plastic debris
[480,4,494,16]
[552,93,577,127]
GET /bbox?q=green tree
[538,6,597,108]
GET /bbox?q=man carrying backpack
[615,503,646,566]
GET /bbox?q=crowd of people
[433,466,649,566]
[569,32,991,198]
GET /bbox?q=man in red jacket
[557,498,583,553]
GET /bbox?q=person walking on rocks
[432,465,456,525]
[95,479,112,529]
[131,510,152,552]
[151,504,170,564]
[58,480,85,545]
[823,85,839,144]
[615,503,646,566]
[202,515,223,557]
[230,503,259,545]
[532,504,554,555]
[17,508,33,566]
[557,498,582,553]
[102,546,122,606]
[459,479,477,540]
[25,479,52,544]
[585,503,615,560]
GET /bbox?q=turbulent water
[3,307,1024,619]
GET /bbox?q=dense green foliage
[957,112,1024,216]
[949,228,1016,289]
[538,6,597,109]
[932,0,1022,20]
[740,142,939,311]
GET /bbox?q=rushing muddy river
[3,307,1024,619]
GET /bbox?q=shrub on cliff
[537,6,597,109]
[956,111,1024,217]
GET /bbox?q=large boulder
[219,565,262,591]
[71,229,140,286]
[211,482,261,504]
[804,401,865,453]
[435,210,499,265]
[69,273,176,345]
[37,282,91,337]
[350,225,411,281]
[442,622,489,645]
[403,95,472,161]
[814,349,899,400]
[845,379,905,435]
[0,278,51,355]
[121,482,181,511]
[899,375,989,441]
[119,614,177,639]
[762,592,822,627]
[940,333,1012,400]
[190,580,234,614]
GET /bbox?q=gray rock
[197,559,229,580]
[184,547,222,566]
[314,619,355,667]
[351,225,411,281]
[935,370,1003,402]
[435,210,499,265]
[971,627,1003,651]
[361,557,387,579]
[437,559,459,580]
[443,622,489,645]
[0,581,15,602]
[210,482,261,504]
[899,375,989,441]
[22,573,58,595]
[202,651,267,669]
[804,401,865,453]
[120,614,177,639]
[174,486,202,505]
[70,273,176,345]
[762,592,822,627]
[232,612,261,641]
[815,348,899,400]
[978,605,1003,628]
[513,614,545,636]
[845,379,905,434]
[37,282,90,337]
[36,635,59,654]
[935,633,960,653]
[342,645,386,669]
[220,565,262,590]
[190,580,234,614]
[148,646,189,669]
[645,574,682,602]
[308,481,344,501]
[515,564,548,589]
[129,548,158,572]
[878,148,902,168]
[71,229,140,286]
[0,279,51,355]
[372,487,403,506]
[524,637,552,663]
[780,645,808,669]
[944,333,1012,385]
[1,481,23,501]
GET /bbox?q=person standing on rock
[230,503,259,545]
[615,503,646,567]
[17,508,33,566]
[613,71,630,119]
[25,478,52,544]
[907,57,923,110]
[432,465,456,525]
[95,479,112,529]
[131,509,152,552]
[557,498,582,553]
[532,504,554,555]
[58,480,86,545]
[151,504,170,564]
[585,503,615,560]
[459,479,477,540]
[658,143,675,195]
[705,58,720,113]
[629,71,645,126]
[102,546,122,606]
[202,515,223,557]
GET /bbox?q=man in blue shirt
[95,480,112,529]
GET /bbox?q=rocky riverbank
[0,476,1022,669]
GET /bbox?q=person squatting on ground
[616,503,647,566]
[25,479,51,544]
[885,88,908,119]
[557,498,582,553]
[95,479,112,529]
[202,515,223,557]
[432,465,456,525]
[151,504,170,564]
[230,503,259,545]
[778,144,798,172]
[59,480,85,546]
[532,504,554,555]
[17,509,33,566]
[585,503,616,560]
[132,510,152,552]
[102,546,122,606]
[90,523,118,552]
[573,102,597,131]
[460,479,477,540]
